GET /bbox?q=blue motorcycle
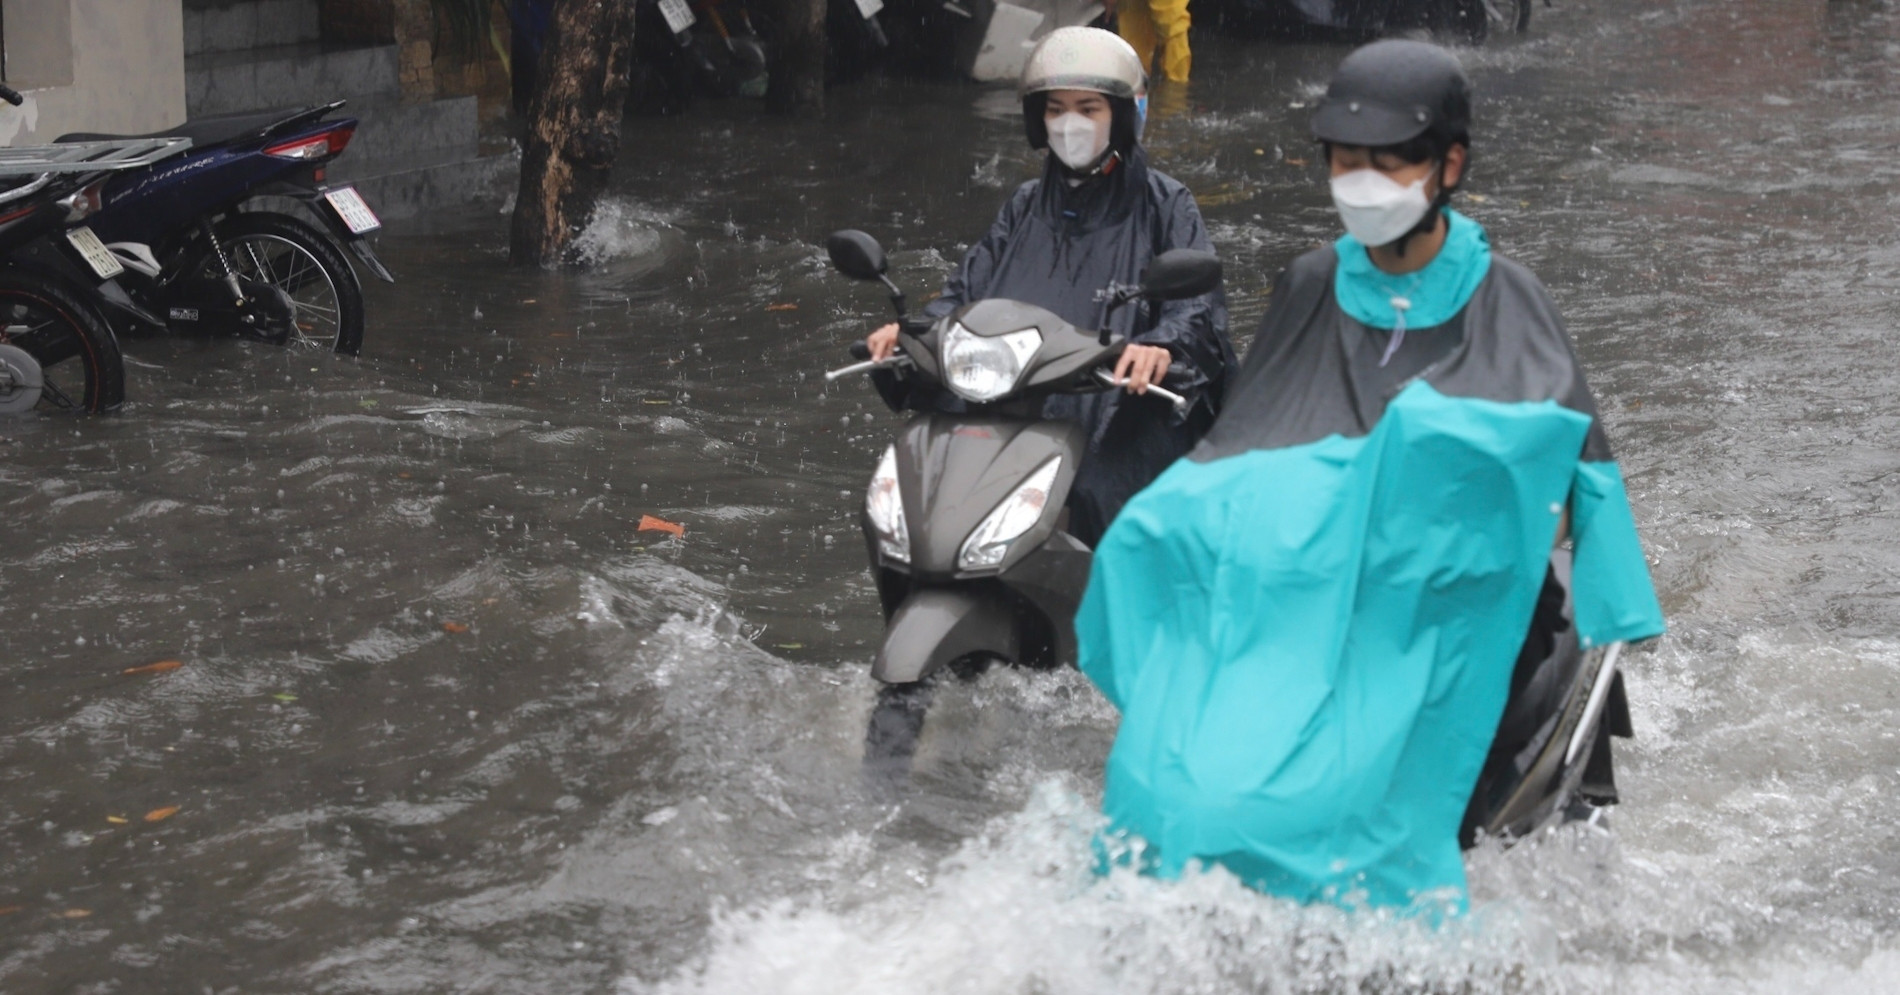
[57,101,392,354]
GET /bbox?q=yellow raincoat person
[1111,0,1191,82]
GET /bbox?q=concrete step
[187,42,399,117]
[185,0,322,58]
[335,95,479,167]
[333,148,521,222]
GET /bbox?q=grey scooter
[822,230,1221,774]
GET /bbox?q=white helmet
[1020,26,1146,100]
[1020,27,1148,155]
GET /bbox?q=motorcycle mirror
[827,229,888,281]
[1139,249,1222,301]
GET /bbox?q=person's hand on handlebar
[866,323,900,361]
[1114,344,1173,395]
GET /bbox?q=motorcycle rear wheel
[0,269,125,413]
[184,212,365,355]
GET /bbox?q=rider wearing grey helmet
[864,26,1234,546]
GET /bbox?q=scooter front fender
[873,587,1020,685]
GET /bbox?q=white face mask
[1329,168,1433,247]
[1047,112,1109,172]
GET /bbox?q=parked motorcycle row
[614,0,1541,111]
[0,83,388,416]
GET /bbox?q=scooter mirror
[827,230,889,281]
[1139,249,1222,301]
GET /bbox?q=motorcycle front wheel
[184,212,366,355]
[0,269,125,413]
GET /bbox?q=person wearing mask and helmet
[864,26,1233,548]
[1074,40,1665,912]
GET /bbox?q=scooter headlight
[866,444,910,563]
[959,456,1061,571]
[942,324,1041,403]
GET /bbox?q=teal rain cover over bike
[1076,239,1665,913]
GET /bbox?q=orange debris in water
[122,660,183,676]
[143,806,180,823]
[637,515,685,537]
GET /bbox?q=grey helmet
[1019,27,1148,158]
[1310,39,1471,152]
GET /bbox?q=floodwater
[6,0,1900,990]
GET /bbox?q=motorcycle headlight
[959,456,1061,571]
[866,444,909,563]
[941,323,1041,403]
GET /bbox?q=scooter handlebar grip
[849,341,872,361]
[0,85,23,107]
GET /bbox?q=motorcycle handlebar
[828,340,1196,414]
[1093,369,1191,416]
[826,354,911,382]
[0,84,22,107]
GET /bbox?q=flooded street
[8,0,1900,990]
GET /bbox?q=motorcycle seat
[54,107,310,149]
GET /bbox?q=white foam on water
[573,197,683,268]
[611,624,1900,994]
[624,782,1555,995]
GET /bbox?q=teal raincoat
[1077,212,1663,910]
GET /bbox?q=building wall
[0,0,187,145]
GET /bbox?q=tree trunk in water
[766,0,826,114]
[510,0,637,267]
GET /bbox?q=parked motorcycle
[1212,0,1537,43]
[632,0,771,113]
[0,84,191,413]
[54,101,391,354]
[821,229,1211,771]
[826,227,1628,845]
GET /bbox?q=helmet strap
[1391,159,1454,259]
[1057,147,1123,181]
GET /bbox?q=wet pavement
[8,0,1900,991]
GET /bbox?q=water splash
[572,198,685,268]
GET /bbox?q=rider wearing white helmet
[866,27,1233,546]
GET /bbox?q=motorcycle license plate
[659,0,696,33]
[323,186,382,235]
[855,0,884,16]
[66,227,123,280]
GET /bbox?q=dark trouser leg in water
[863,681,933,783]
